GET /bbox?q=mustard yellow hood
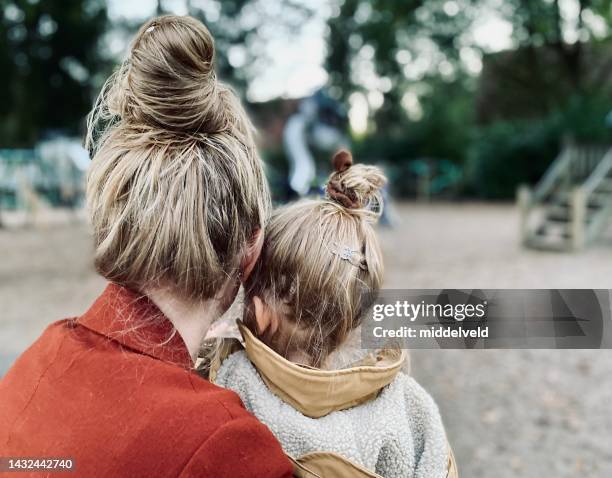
[235,322,407,418]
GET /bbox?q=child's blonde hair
[85,16,269,300]
[243,151,386,367]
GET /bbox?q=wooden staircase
[518,142,612,251]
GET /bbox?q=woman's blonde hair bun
[85,15,270,301]
[106,15,235,135]
[326,149,387,218]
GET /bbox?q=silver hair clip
[330,242,367,270]
[145,25,155,34]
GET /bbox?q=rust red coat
[0,284,293,477]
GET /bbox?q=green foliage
[0,0,314,147]
[404,75,476,163]
[466,117,562,199]
[327,0,478,131]
[466,96,612,198]
[326,0,612,199]
[561,94,612,142]
[0,0,109,147]
[262,147,292,202]
[346,74,474,199]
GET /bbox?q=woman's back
[0,285,292,477]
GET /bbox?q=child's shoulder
[213,350,272,404]
[214,349,257,385]
[383,372,446,444]
[391,372,441,410]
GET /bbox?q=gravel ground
[1,202,612,477]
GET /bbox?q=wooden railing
[583,148,612,196]
[582,148,612,246]
[530,148,572,204]
[518,142,612,251]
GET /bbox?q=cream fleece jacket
[215,350,448,478]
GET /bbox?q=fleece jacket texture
[216,350,448,478]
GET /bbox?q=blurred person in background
[283,90,396,225]
[284,89,350,198]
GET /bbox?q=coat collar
[77,283,193,369]
[237,322,407,418]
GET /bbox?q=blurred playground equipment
[518,140,612,251]
[0,137,88,226]
[408,159,463,201]
[378,158,463,201]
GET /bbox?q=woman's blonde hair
[85,15,269,300]
[242,151,386,367]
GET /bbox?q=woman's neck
[145,286,222,363]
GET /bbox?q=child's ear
[241,228,264,282]
[252,296,279,336]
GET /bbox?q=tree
[326,0,479,131]
[163,0,314,96]
[0,0,109,147]
[505,0,612,89]
[326,0,612,198]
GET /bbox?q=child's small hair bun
[326,149,387,219]
[332,149,353,173]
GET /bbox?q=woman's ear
[252,296,279,336]
[240,228,264,282]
